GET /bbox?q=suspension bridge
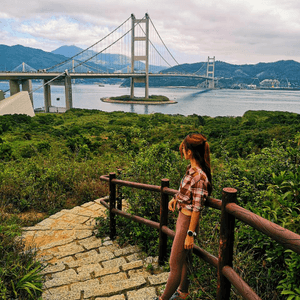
[0,13,215,112]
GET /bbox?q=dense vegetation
[0,109,299,299]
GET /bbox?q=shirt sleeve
[191,176,208,212]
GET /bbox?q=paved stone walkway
[21,197,169,300]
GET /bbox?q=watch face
[188,231,193,236]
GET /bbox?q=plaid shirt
[176,165,209,212]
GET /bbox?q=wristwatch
[187,230,196,237]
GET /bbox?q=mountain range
[1,44,300,88]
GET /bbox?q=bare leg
[178,249,193,294]
[161,212,191,300]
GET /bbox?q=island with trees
[101,94,177,104]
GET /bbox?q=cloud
[1,0,300,64]
[0,12,11,19]
[19,17,111,48]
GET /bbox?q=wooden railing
[100,172,300,300]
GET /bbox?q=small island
[101,95,177,105]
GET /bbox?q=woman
[154,133,212,300]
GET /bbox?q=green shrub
[19,144,37,158]
[0,143,13,161]
[35,141,51,153]
[0,215,43,299]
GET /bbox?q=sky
[1,0,300,65]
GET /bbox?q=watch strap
[187,230,196,237]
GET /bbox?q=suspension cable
[78,61,104,72]
[148,17,198,75]
[149,17,181,66]
[46,16,132,71]
[149,16,209,76]
[193,63,206,75]
[29,71,67,95]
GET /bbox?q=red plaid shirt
[176,165,209,212]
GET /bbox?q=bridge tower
[206,56,215,89]
[130,13,149,99]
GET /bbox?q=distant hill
[0,44,69,71]
[51,45,83,57]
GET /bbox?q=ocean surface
[1,81,299,117]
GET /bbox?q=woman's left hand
[168,198,177,212]
[184,235,194,250]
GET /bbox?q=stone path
[21,197,169,300]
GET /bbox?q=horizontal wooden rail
[161,225,175,239]
[193,244,219,268]
[206,197,222,210]
[100,198,160,230]
[100,175,222,210]
[226,203,300,255]
[112,207,160,230]
[222,266,261,300]
[100,175,161,192]
[161,186,178,196]
[99,198,109,209]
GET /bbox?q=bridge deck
[0,72,211,81]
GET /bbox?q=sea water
[0,81,299,117]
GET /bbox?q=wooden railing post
[159,178,169,265]
[109,172,117,240]
[116,169,122,211]
[217,187,237,300]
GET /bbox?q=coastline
[101,97,177,105]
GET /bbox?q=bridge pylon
[206,56,215,89]
[130,13,149,99]
[9,79,33,104]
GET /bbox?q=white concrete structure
[0,91,35,117]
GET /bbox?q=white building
[260,79,280,88]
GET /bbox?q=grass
[0,213,43,299]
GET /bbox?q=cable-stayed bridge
[0,13,215,112]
